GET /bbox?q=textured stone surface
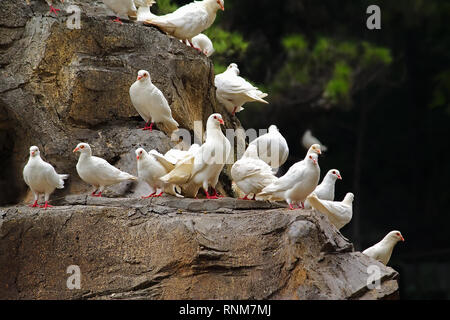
[0,197,399,300]
[0,0,242,205]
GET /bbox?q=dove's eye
[140,151,143,154]
[332,171,336,174]
[80,145,84,149]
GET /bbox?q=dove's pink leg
[154,192,164,197]
[142,122,154,131]
[29,200,39,208]
[92,192,102,197]
[231,107,237,116]
[112,17,123,24]
[204,189,218,200]
[142,192,156,199]
[239,195,250,200]
[300,202,305,209]
[49,5,60,15]
[40,201,53,209]
[289,203,295,210]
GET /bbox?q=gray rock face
[0,197,399,300]
[0,0,242,205]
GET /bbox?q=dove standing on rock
[215,63,269,116]
[102,0,137,23]
[73,143,137,197]
[129,70,179,134]
[135,148,181,198]
[160,114,231,199]
[23,146,69,209]
[249,125,289,170]
[302,130,328,152]
[307,192,354,230]
[258,153,320,210]
[144,0,224,47]
[135,0,157,21]
[191,33,215,56]
[304,169,342,209]
[362,231,405,265]
[231,144,277,200]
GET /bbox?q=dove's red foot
[211,188,224,198]
[91,192,102,197]
[29,200,39,208]
[112,17,123,24]
[142,192,156,199]
[289,203,296,210]
[49,5,60,15]
[154,192,164,197]
[205,190,218,200]
[142,122,153,131]
[40,202,53,209]
[239,195,251,200]
[231,106,238,116]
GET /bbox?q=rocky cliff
[0,0,399,300]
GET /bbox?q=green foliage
[153,0,178,15]
[429,70,450,113]
[282,34,309,52]
[324,61,352,104]
[361,42,393,67]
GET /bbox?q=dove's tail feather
[57,174,69,189]
[245,90,269,104]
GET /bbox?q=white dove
[135,0,157,21]
[73,143,137,197]
[362,231,405,265]
[135,148,177,198]
[191,33,215,56]
[307,192,354,230]
[258,153,320,209]
[23,146,69,209]
[304,169,342,209]
[231,144,277,200]
[302,129,328,152]
[144,0,224,46]
[102,0,137,23]
[215,63,269,115]
[248,125,289,170]
[160,113,231,199]
[129,70,179,134]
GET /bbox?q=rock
[0,197,399,300]
[0,0,243,205]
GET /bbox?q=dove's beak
[317,150,322,155]
[137,75,143,81]
[73,147,79,153]
[337,175,342,180]
[31,151,35,156]
[220,4,224,11]
[219,119,224,125]
[136,155,140,160]
[400,236,405,242]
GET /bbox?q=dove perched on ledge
[304,169,342,209]
[102,0,137,23]
[215,63,269,116]
[191,33,215,56]
[129,70,179,135]
[258,153,320,210]
[144,0,224,46]
[302,130,328,152]
[307,192,354,230]
[231,144,277,200]
[363,231,405,265]
[135,0,157,21]
[248,125,289,170]
[160,114,231,199]
[23,146,69,209]
[135,148,181,198]
[74,143,137,197]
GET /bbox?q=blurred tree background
[158,0,450,299]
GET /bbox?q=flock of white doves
[23,0,404,265]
